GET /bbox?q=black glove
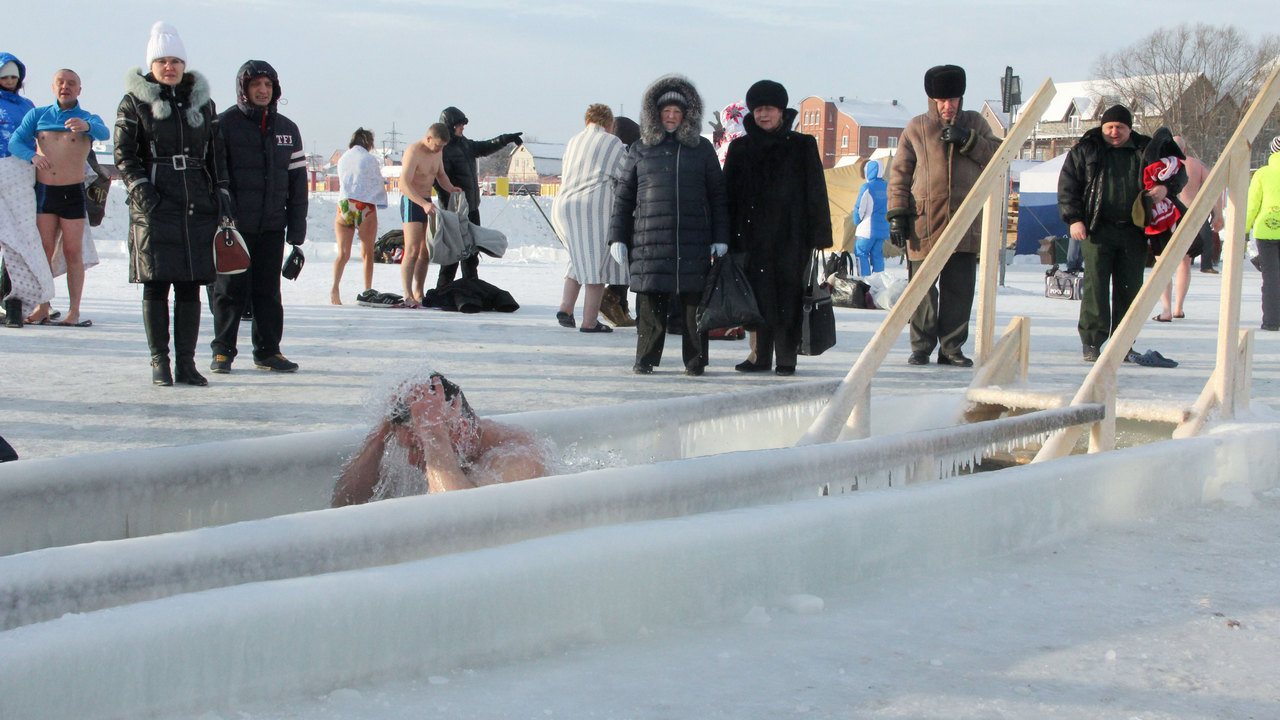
[131,182,161,214]
[501,132,524,146]
[940,125,972,146]
[888,215,911,248]
[286,233,304,247]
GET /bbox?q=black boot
[4,297,22,329]
[142,298,172,386]
[173,300,208,386]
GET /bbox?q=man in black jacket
[1057,105,1181,362]
[431,106,521,288]
[210,60,307,373]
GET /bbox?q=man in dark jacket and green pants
[1057,105,1182,362]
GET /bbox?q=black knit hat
[745,80,788,111]
[924,65,965,99]
[1100,105,1133,128]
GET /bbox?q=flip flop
[1152,315,1172,322]
[58,319,92,327]
[1174,313,1185,319]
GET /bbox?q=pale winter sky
[7,0,1278,159]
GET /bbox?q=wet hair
[349,127,374,150]
[388,372,476,426]
[584,103,614,130]
[427,122,450,142]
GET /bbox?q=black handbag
[282,246,305,280]
[696,253,764,333]
[799,251,837,356]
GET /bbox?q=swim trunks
[400,194,433,224]
[35,183,87,221]
[338,198,375,227]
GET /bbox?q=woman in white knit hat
[114,22,230,386]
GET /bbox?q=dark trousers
[1257,240,1280,329]
[436,207,481,289]
[1198,222,1220,271]
[907,251,977,357]
[747,316,801,370]
[209,230,286,361]
[635,291,707,370]
[1078,230,1147,348]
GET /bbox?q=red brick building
[797,96,915,169]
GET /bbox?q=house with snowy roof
[797,96,915,169]
[1023,74,1226,160]
[507,142,565,183]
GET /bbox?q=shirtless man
[10,69,109,326]
[331,373,550,506]
[397,123,459,306]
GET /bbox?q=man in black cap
[432,106,522,288]
[1058,104,1177,362]
[887,64,1000,367]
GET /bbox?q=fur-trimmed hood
[124,66,212,127]
[640,74,703,148]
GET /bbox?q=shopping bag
[696,253,764,333]
[799,252,836,356]
[213,221,250,275]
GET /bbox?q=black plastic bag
[696,253,764,333]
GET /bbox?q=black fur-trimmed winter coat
[218,60,308,243]
[723,109,831,326]
[607,74,729,295]
[114,68,227,284]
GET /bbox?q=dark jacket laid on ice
[217,60,308,243]
[115,68,227,284]
[607,74,729,296]
[723,109,831,324]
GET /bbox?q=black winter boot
[173,300,208,386]
[143,298,172,386]
[4,297,22,329]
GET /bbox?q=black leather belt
[151,155,205,170]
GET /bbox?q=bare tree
[1092,23,1280,163]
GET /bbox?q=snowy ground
[2,186,1279,719]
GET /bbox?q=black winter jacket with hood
[607,74,729,295]
[217,60,307,243]
[115,67,227,284]
[433,106,519,223]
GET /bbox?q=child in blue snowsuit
[853,159,889,277]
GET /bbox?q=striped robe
[552,123,627,285]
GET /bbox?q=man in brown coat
[887,65,1000,367]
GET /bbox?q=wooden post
[974,189,1002,366]
[1214,147,1251,419]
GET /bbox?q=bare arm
[436,164,459,195]
[331,421,393,507]
[473,422,550,485]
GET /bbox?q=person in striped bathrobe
[552,103,628,333]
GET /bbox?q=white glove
[610,243,628,266]
[710,243,728,257]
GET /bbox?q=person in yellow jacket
[1246,136,1280,331]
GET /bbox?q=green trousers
[1078,228,1148,348]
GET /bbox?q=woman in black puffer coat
[114,22,229,387]
[608,74,728,375]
